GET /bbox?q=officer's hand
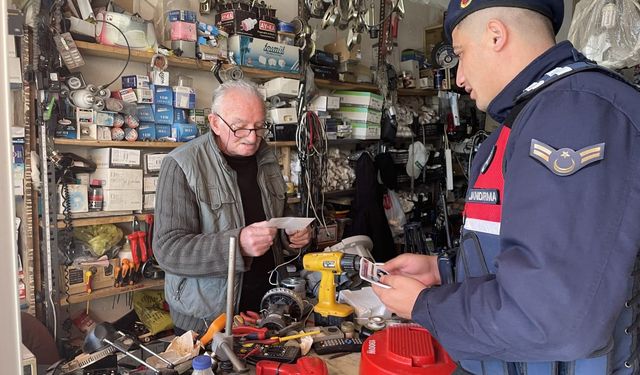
[382,254,441,287]
[239,221,277,257]
[286,225,312,249]
[372,275,427,319]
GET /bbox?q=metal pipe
[226,237,237,336]
[103,338,160,373]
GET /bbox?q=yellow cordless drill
[303,252,361,326]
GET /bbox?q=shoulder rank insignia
[529,139,605,176]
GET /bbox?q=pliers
[239,311,260,325]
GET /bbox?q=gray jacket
[153,132,288,332]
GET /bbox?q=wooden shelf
[55,138,296,148]
[315,79,379,93]
[60,278,164,306]
[54,138,184,148]
[56,212,150,228]
[398,88,439,96]
[76,41,300,80]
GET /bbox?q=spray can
[88,179,103,212]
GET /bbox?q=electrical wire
[93,19,131,89]
[268,245,304,286]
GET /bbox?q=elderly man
[374,1,640,374]
[154,80,311,334]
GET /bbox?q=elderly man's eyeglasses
[215,113,271,138]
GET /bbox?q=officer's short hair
[445,0,564,41]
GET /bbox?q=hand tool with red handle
[256,357,328,375]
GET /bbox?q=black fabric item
[375,152,397,190]
[223,154,275,312]
[347,153,396,262]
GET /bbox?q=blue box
[174,108,188,123]
[167,10,197,23]
[153,104,174,125]
[138,123,156,141]
[172,123,198,142]
[152,85,173,106]
[121,75,150,89]
[136,104,155,122]
[156,124,172,139]
[173,87,196,109]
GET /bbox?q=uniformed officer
[374,1,640,374]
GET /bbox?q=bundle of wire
[296,111,329,230]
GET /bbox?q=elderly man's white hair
[211,80,265,114]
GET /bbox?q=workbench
[245,353,361,374]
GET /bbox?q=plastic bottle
[191,355,215,375]
[88,179,103,211]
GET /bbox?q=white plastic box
[262,77,299,98]
[337,107,382,123]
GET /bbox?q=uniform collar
[487,41,584,124]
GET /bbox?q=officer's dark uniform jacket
[411,41,640,374]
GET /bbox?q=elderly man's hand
[372,275,427,319]
[286,225,312,249]
[239,221,277,257]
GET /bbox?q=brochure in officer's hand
[266,217,315,232]
[359,257,391,289]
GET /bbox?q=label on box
[174,108,188,123]
[136,104,155,122]
[90,168,143,190]
[153,104,174,125]
[135,88,154,104]
[103,189,143,211]
[145,153,168,174]
[156,124,172,139]
[152,85,173,106]
[90,148,141,168]
[58,184,88,213]
[144,176,159,192]
[116,88,138,103]
[173,86,196,109]
[138,123,156,141]
[122,75,150,89]
[151,70,170,86]
[144,193,156,210]
[171,123,198,142]
[228,35,300,73]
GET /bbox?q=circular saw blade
[432,42,459,69]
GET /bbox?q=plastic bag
[383,189,407,237]
[133,290,173,335]
[73,224,123,257]
[568,0,640,69]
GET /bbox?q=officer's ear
[486,19,508,52]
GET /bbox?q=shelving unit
[75,41,300,80]
[54,138,296,148]
[60,278,165,306]
[56,211,149,228]
[398,88,439,96]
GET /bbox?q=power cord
[92,19,131,89]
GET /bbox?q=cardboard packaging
[89,148,141,168]
[334,91,384,110]
[102,188,143,211]
[90,168,143,190]
[228,35,300,73]
[58,184,88,213]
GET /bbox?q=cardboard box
[138,123,156,141]
[144,153,168,174]
[268,107,297,124]
[309,96,340,112]
[121,74,150,89]
[143,176,159,192]
[351,122,380,140]
[153,104,174,125]
[102,188,143,211]
[90,168,143,190]
[174,108,188,123]
[171,123,198,142]
[89,147,141,168]
[334,91,384,110]
[173,86,196,109]
[215,9,278,41]
[135,88,154,104]
[324,40,362,63]
[337,107,382,123]
[136,104,155,122]
[156,124,172,139]
[143,193,156,211]
[58,184,88,213]
[228,35,300,73]
[152,85,173,106]
[263,77,299,98]
[95,111,116,127]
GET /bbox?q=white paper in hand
[267,217,314,232]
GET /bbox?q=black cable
[93,19,131,89]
